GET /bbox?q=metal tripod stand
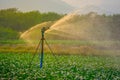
[29,27,58,68]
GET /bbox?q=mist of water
[20,12,120,56]
[46,12,120,56]
[48,13,110,40]
[20,21,53,44]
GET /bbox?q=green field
[0,53,120,80]
[0,40,120,80]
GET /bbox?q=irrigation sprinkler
[40,27,48,68]
[29,27,58,69]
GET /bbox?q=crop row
[0,53,120,80]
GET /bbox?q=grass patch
[0,40,25,45]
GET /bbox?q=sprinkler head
[41,27,49,33]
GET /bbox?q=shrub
[0,26,19,40]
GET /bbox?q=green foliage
[40,12,63,22]
[0,8,63,32]
[0,27,19,40]
[0,53,120,79]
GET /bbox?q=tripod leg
[40,38,44,68]
[29,40,41,68]
[44,39,60,65]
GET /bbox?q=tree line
[0,8,63,32]
[0,8,63,40]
